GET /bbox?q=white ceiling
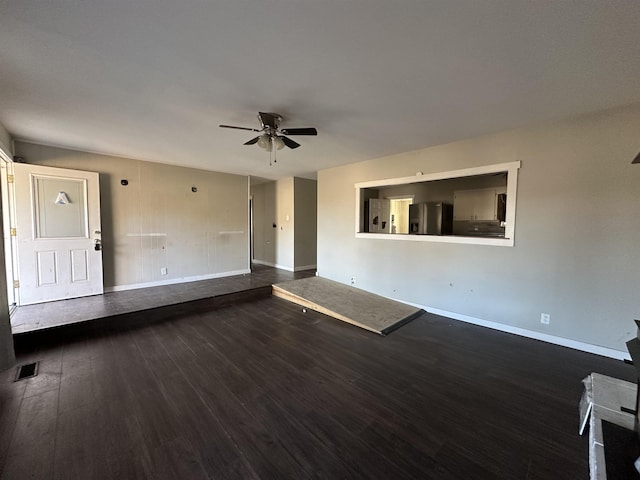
[1,1,640,181]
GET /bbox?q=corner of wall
[0,121,13,158]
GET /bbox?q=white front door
[14,163,103,305]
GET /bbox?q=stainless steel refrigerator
[409,202,453,235]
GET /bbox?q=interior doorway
[388,196,414,234]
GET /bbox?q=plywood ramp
[272,277,424,335]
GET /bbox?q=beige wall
[15,142,250,289]
[318,104,640,354]
[294,177,317,269]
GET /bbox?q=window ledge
[355,232,514,247]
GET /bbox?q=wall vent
[14,362,39,382]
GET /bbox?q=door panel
[14,163,103,305]
[71,249,89,282]
[34,176,87,238]
[36,250,57,286]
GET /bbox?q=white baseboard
[105,269,251,293]
[251,259,275,267]
[396,300,630,361]
[109,269,628,361]
[294,264,317,272]
[252,259,289,271]
[252,259,316,272]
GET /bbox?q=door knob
[94,239,102,251]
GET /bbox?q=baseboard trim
[252,259,289,271]
[294,264,317,272]
[251,259,272,266]
[105,269,252,293]
[397,300,629,361]
[251,258,317,272]
[252,259,317,272]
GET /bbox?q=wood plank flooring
[0,295,634,479]
[11,263,314,333]
[272,277,423,335]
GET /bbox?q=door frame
[0,152,17,313]
[249,194,254,269]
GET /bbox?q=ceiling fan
[220,112,317,164]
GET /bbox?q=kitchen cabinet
[453,188,498,221]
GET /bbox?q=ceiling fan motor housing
[258,112,282,131]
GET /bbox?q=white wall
[318,104,640,354]
[15,142,250,290]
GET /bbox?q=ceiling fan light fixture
[273,136,285,151]
[257,135,272,151]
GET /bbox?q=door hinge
[10,228,16,236]
[13,280,19,288]
[7,174,14,183]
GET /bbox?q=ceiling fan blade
[280,127,317,136]
[219,124,260,132]
[281,136,301,149]
[244,136,260,145]
[633,151,640,164]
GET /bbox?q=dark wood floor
[0,293,634,479]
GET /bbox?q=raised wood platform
[10,264,315,334]
[272,276,423,335]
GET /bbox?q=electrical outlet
[540,313,550,325]
[161,267,168,276]
[350,276,356,286]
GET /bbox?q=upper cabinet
[453,188,500,221]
